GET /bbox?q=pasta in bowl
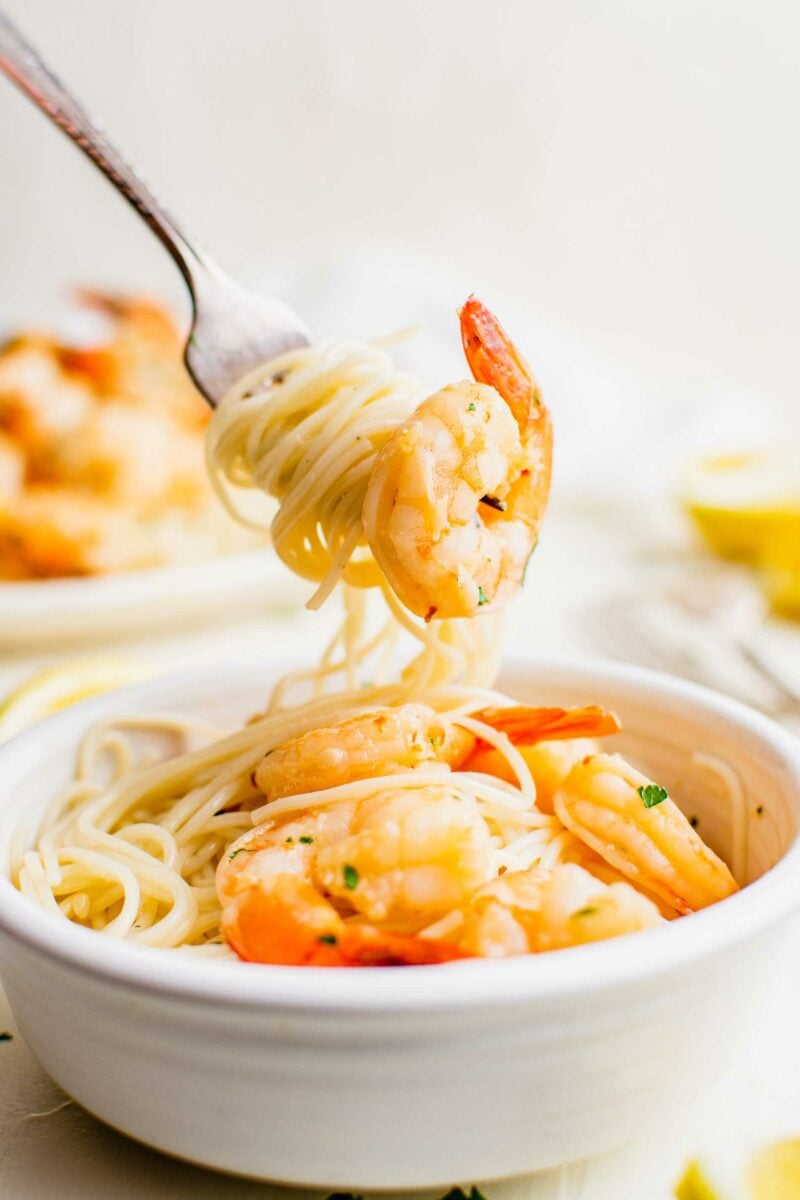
[9,666,739,965]
[4,297,744,967]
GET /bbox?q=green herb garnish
[467,402,476,412]
[285,836,295,844]
[756,805,764,816]
[228,847,248,861]
[638,783,668,808]
[335,1191,484,1200]
[477,586,489,606]
[327,1184,486,1200]
[574,906,598,918]
[440,1189,489,1200]
[299,835,314,844]
[318,934,338,946]
[0,1032,12,1042]
[343,864,359,890]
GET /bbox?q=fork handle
[0,9,207,294]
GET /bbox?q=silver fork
[0,10,309,406]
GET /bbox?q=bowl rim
[1,653,800,1014]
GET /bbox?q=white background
[2,0,800,424]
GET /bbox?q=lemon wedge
[674,1136,800,1199]
[747,1138,800,1199]
[0,659,148,742]
[759,514,800,618]
[681,449,800,564]
[674,1159,722,1199]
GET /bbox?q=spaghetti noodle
[12,297,742,964]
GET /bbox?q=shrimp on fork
[363,296,553,619]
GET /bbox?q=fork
[0,10,310,406]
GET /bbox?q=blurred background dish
[0,291,265,578]
[0,289,301,648]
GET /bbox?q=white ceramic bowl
[1,658,799,1191]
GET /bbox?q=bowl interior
[1,657,797,894]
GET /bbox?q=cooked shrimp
[462,862,663,957]
[553,753,739,914]
[254,703,474,801]
[254,702,618,803]
[218,786,491,966]
[462,705,621,811]
[0,431,23,504]
[0,488,155,577]
[315,787,493,922]
[363,296,553,619]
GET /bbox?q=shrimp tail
[459,294,543,434]
[337,926,472,967]
[222,874,470,968]
[222,875,346,966]
[473,704,622,744]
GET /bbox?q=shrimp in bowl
[217,700,738,966]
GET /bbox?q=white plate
[0,550,309,647]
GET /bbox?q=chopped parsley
[343,863,359,890]
[477,586,489,606]
[228,847,248,861]
[318,934,338,946]
[467,402,476,412]
[0,1032,12,1043]
[638,783,669,809]
[285,836,295,844]
[756,805,765,816]
[441,1190,489,1200]
[574,906,598,918]
[325,1191,488,1200]
[299,835,314,844]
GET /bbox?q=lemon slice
[0,659,148,742]
[759,513,800,618]
[747,1138,800,1199]
[674,1136,800,1199]
[674,1159,723,1199]
[681,449,800,563]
